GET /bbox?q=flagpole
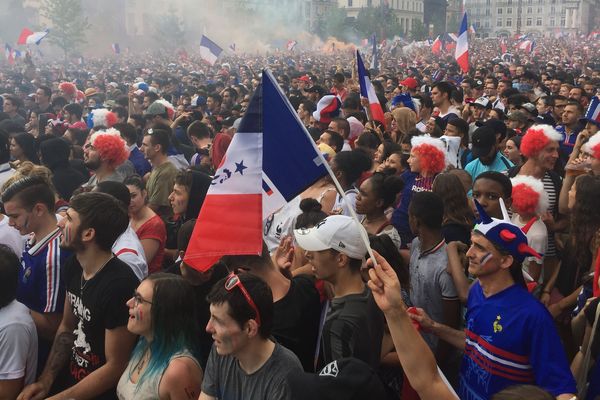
[263,69,377,267]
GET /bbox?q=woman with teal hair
[117,273,203,399]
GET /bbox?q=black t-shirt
[273,275,321,372]
[318,286,384,370]
[63,256,139,400]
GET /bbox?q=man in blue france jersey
[411,200,576,399]
[2,176,72,372]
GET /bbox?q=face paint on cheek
[480,252,493,267]
[63,225,71,243]
[135,308,143,321]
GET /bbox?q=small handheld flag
[455,13,469,73]
[200,35,223,66]
[286,40,297,51]
[17,28,49,45]
[357,50,386,128]
[111,43,120,54]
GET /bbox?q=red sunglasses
[224,272,261,327]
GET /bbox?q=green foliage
[154,6,186,47]
[355,6,402,39]
[410,19,428,40]
[40,0,90,56]
[317,6,351,40]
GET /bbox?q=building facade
[466,0,598,37]
[337,0,424,35]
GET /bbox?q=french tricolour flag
[357,50,385,128]
[183,69,328,271]
[455,12,469,73]
[431,35,442,55]
[287,40,297,51]
[17,28,49,45]
[200,35,223,66]
[112,43,120,54]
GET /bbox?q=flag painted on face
[200,35,223,66]
[183,70,328,271]
[455,13,469,73]
[17,28,49,45]
[357,50,386,128]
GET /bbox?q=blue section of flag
[200,35,223,58]
[239,70,328,202]
[459,13,468,37]
[262,180,273,195]
[356,51,369,99]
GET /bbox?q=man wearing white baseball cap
[294,215,383,370]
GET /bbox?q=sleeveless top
[116,349,200,400]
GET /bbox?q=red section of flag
[17,28,34,45]
[184,194,262,271]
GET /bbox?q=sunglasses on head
[224,272,261,327]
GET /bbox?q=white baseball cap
[293,215,368,260]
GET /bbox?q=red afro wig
[510,176,549,215]
[59,82,77,96]
[520,125,562,158]
[411,136,447,174]
[90,128,130,168]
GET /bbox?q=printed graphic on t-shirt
[67,291,101,381]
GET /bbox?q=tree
[355,5,401,39]
[410,19,429,40]
[153,5,186,47]
[317,6,351,41]
[40,0,90,57]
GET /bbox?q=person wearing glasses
[18,192,139,400]
[116,273,203,399]
[200,272,303,400]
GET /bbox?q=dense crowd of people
[0,35,600,400]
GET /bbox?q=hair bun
[300,198,323,213]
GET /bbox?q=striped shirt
[18,228,72,313]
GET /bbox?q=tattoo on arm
[42,332,75,380]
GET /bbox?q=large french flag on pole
[357,50,386,128]
[455,13,469,73]
[200,35,223,66]
[183,70,328,271]
[17,28,49,45]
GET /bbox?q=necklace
[80,255,113,294]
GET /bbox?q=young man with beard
[200,272,303,400]
[17,192,139,400]
[2,177,72,374]
[82,128,130,188]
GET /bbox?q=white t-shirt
[511,214,548,282]
[263,196,302,254]
[0,214,26,256]
[0,300,38,385]
[113,225,148,280]
[0,162,16,190]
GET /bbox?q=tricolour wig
[89,128,129,168]
[411,136,447,174]
[59,82,77,96]
[583,133,600,160]
[520,125,561,158]
[91,108,118,128]
[510,175,549,216]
